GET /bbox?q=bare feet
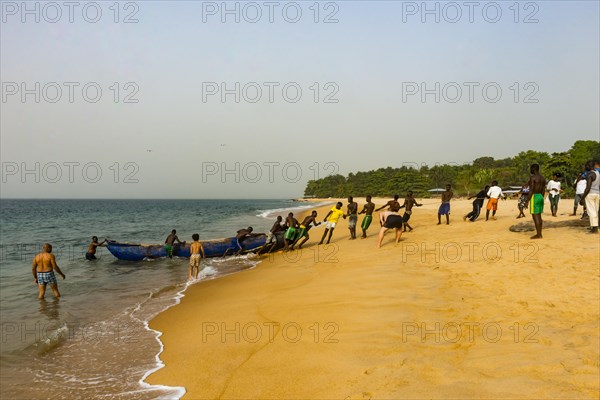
[530,234,542,239]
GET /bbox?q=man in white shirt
[546,173,563,217]
[580,160,600,233]
[571,173,587,217]
[485,181,504,221]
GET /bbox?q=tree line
[303,140,600,198]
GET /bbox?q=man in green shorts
[527,164,546,239]
[165,229,185,258]
[283,212,299,251]
[291,211,321,250]
[358,195,375,238]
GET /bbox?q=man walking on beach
[547,173,563,217]
[485,181,504,221]
[527,164,546,239]
[359,195,375,238]
[347,196,358,240]
[189,234,205,280]
[437,184,453,225]
[283,213,299,251]
[319,202,346,245]
[399,191,422,231]
[579,160,600,234]
[463,185,489,222]
[32,243,66,299]
[165,230,185,259]
[291,211,321,250]
[86,236,106,260]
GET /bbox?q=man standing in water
[189,233,205,280]
[32,243,66,299]
[165,230,185,259]
[358,195,375,238]
[346,196,359,240]
[319,202,346,245]
[437,184,453,225]
[527,164,546,239]
[86,236,106,260]
[399,191,422,231]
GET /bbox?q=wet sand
[146,198,599,399]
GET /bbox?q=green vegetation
[304,140,600,198]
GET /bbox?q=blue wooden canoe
[105,233,284,261]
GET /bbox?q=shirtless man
[227,227,254,256]
[437,184,453,225]
[346,196,359,240]
[189,233,205,280]
[399,191,422,232]
[375,195,401,213]
[165,230,185,259]
[358,195,375,238]
[283,213,300,251]
[32,243,66,299]
[86,236,106,260]
[291,211,321,250]
[258,216,283,255]
[527,164,546,239]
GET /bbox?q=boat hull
[105,233,284,261]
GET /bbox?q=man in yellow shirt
[319,202,347,245]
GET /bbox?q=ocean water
[0,199,328,399]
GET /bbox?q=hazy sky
[1,0,599,198]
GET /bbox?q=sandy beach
[146,198,600,399]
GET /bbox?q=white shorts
[326,221,337,229]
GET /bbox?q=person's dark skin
[235,227,255,254]
[517,184,530,218]
[571,173,586,216]
[87,236,106,255]
[291,211,321,250]
[319,202,346,245]
[485,181,505,221]
[548,173,563,217]
[527,164,546,239]
[463,185,490,222]
[579,160,598,233]
[347,196,358,240]
[359,195,375,238]
[375,195,400,212]
[398,191,422,232]
[257,216,283,255]
[283,213,299,250]
[165,231,185,246]
[165,230,185,259]
[437,184,453,225]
